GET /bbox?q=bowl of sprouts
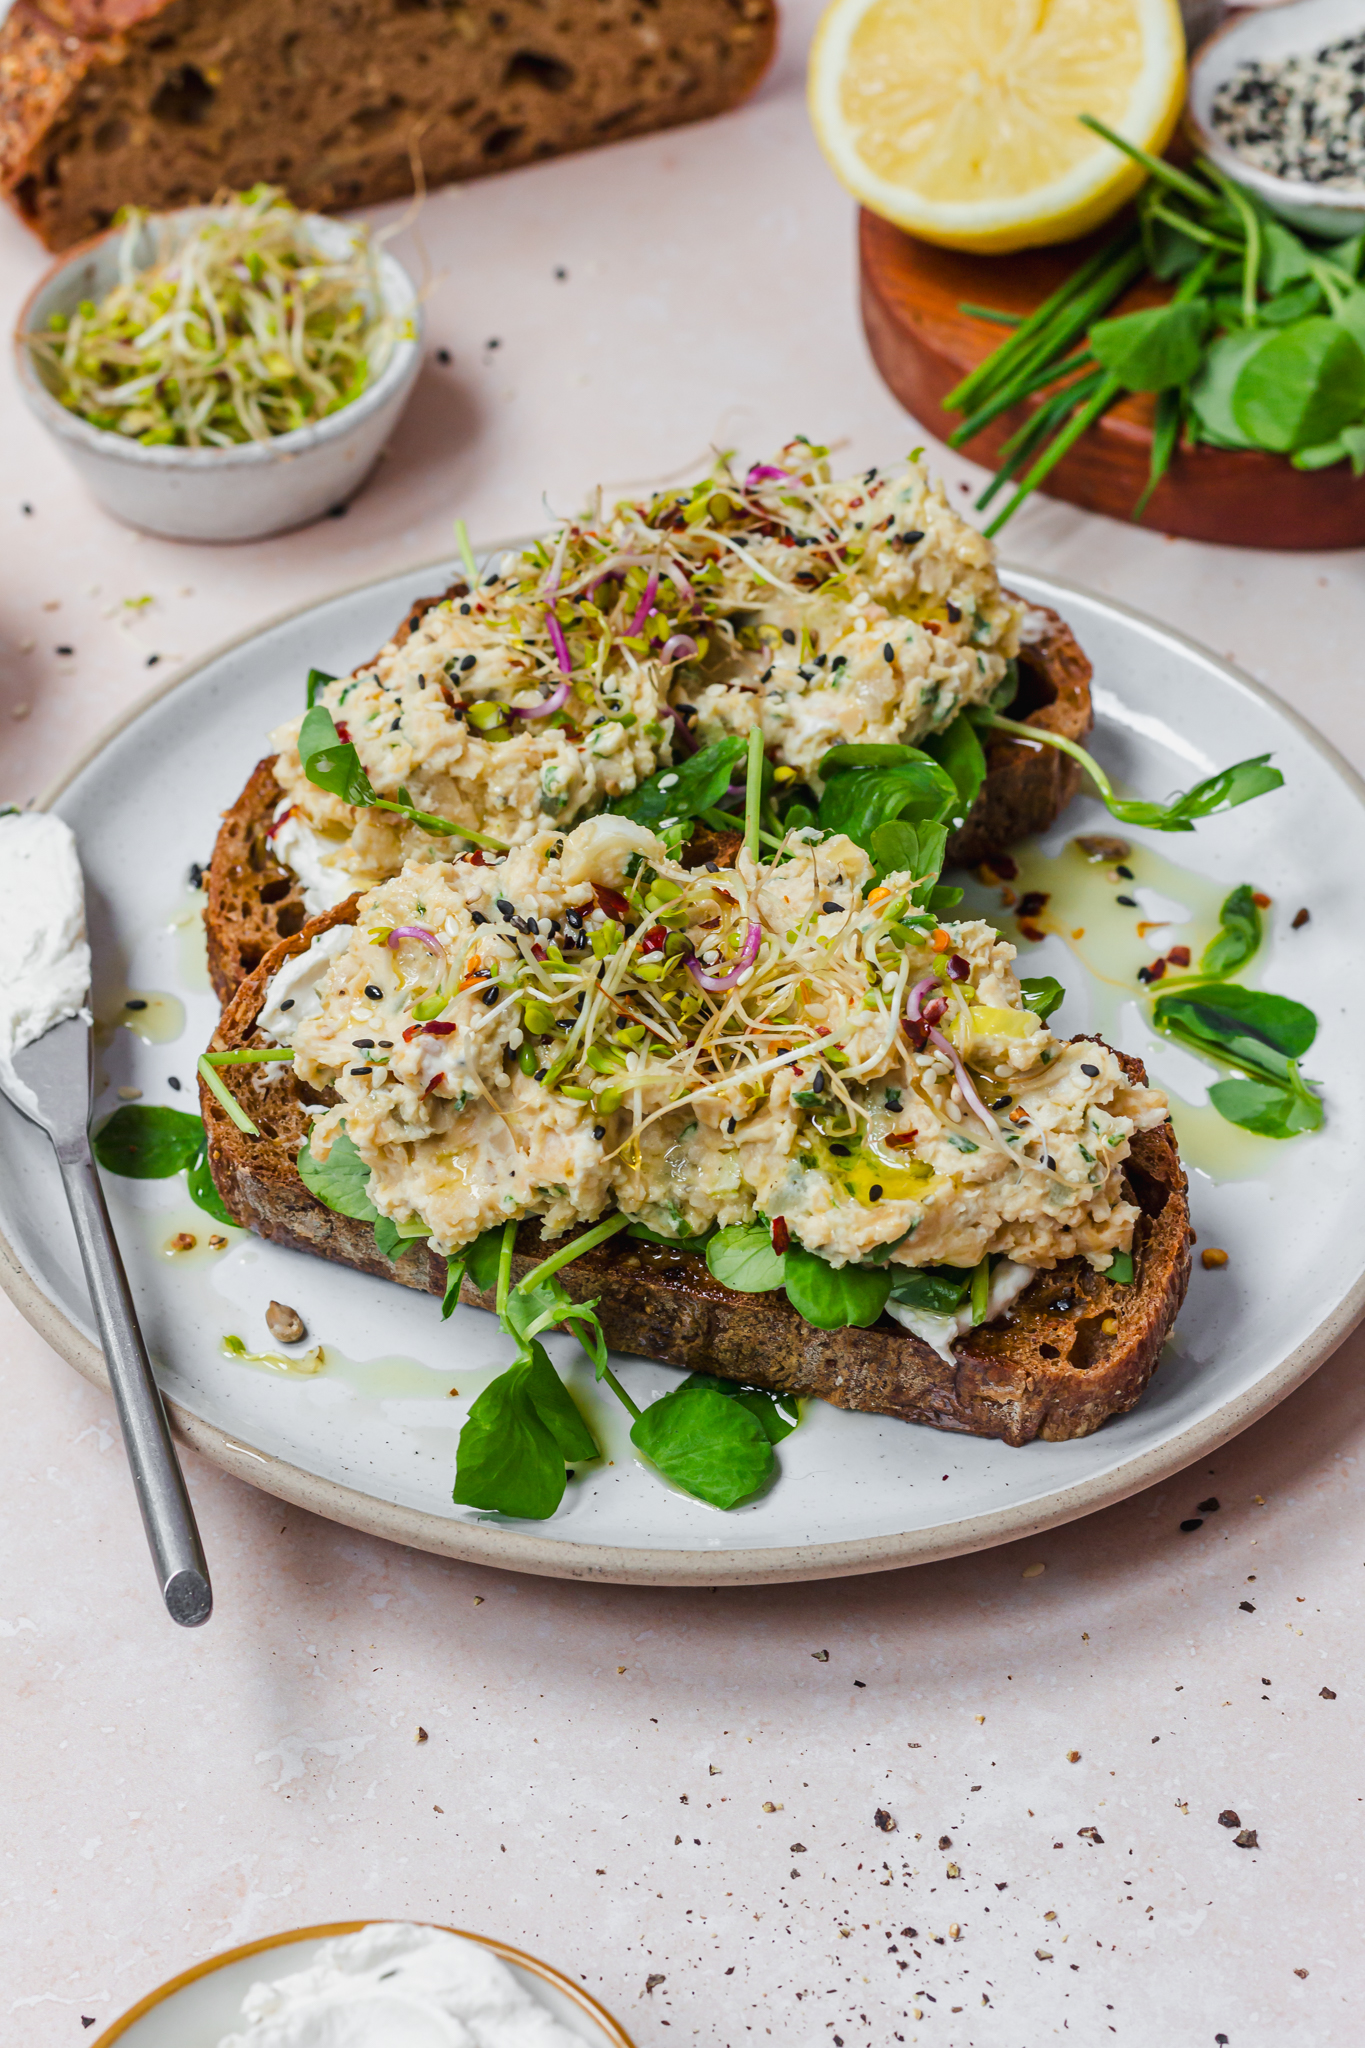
[14,186,421,542]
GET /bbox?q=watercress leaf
[442,1254,466,1320]
[1342,422,1365,476]
[1144,211,1206,281]
[297,1127,379,1220]
[779,800,818,835]
[614,737,746,829]
[678,1372,799,1443]
[1200,883,1261,978]
[372,1215,427,1261]
[1232,318,1365,453]
[1291,437,1348,471]
[523,1340,599,1462]
[888,1266,974,1316]
[1018,974,1066,1023]
[305,666,336,709]
[783,1243,892,1330]
[926,883,963,911]
[1330,283,1365,353]
[1106,1250,1135,1284]
[452,1349,582,1519]
[186,1137,235,1224]
[298,703,376,808]
[921,710,989,815]
[93,1103,204,1178]
[629,1386,773,1508]
[1208,1071,1323,1139]
[1106,754,1283,832]
[706,1222,786,1293]
[1155,981,1316,1059]
[1259,218,1317,293]
[464,1221,510,1295]
[1258,279,1327,326]
[1088,299,1207,391]
[816,750,958,853]
[1186,328,1267,448]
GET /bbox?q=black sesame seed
[822,901,844,915]
[146,653,160,666]
[124,998,148,1011]
[534,1067,547,1082]
[55,644,73,655]
[436,347,452,364]
[726,1116,737,1133]
[460,654,477,671]
[496,898,516,919]
[378,1040,393,1049]
[350,1066,372,1075]
[1043,1154,1057,1170]
[1116,894,1137,907]
[1180,1518,1204,1533]
[327,503,348,519]
[868,1184,883,1202]
[471,910,489,925]
[459,603,472,615]
[902,529,925,545]
[829,1142,851,1157]
[592,1124,606,1140]
[352,1038,375,1049]
[1080,1062,1100,1077]
[279,998,295,1011]
[781,628,796,645]
[365,983,384,999]
[946,602,961,623]
[991,1095,1012,1109]
[812,1071,827,1093]
[1116,864,1134,879]
[21,503,32,514]
[167,1075,181,1091]
[566,908,584,928]
[883,642,895,663]
[188,862,205,889]
[481,985,500,1005]
[388,717,401,732]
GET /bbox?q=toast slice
[201,904,1190,1448]
[204,592,1095,1002]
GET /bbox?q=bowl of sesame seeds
[1188,0,1365,238]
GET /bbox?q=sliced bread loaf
[1,0,776,250]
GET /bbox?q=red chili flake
[1017,891,1049,919]
[465,849,487,866]
[1167,945,1191,967]
[922,996,947,1026]
[335,721,351,743]
[424,1072,445,1094]
[641,924,667,953]
[771,1216,790,1254]
[403,1020,458,1041]
[265,804,295,840]
[1147,957,1167,982]
[593,884,631,923]
[884,1131,919,1149]
[532,943,547,962]
[1252,892,1272,909]
[948,953,970,981]
[1018,922,1046,944]
[439,681,459,711]
[981,854,1019,882]
[905,1017,929,1050]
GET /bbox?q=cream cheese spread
[270,804,361,917]
[256,924,355,1042]
[217,1921,583,2048]
[885,1256,1036,1363]
[0,811,91,1117]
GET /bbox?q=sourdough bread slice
[1,0,776,251]
[203,592,1095,1002]
[200,906,1190,1448]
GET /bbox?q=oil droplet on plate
[108,988,186,1045]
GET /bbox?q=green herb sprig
[946,114,1365,529]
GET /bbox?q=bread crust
[1,0,777,250]
[204,592,1096,1002]
[201,908,1190,1449]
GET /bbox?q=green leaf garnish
[297,1127,380,1220]
[628,1385,774,1508]
[1018,975,1066,1022]
[1200,883,1262,978]
[782,1243,892,1331]
[92,1103,204,1178]
[705,1221,786,1293]
[452,1342,598,1520]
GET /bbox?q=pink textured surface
[2,5,1364,2042]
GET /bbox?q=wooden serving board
[859,207,1365,550]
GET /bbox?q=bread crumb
[1022,1561,1045,1578]
[1067,1750,1081,1763]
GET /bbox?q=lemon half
[809,0,1186,253]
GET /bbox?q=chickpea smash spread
[267,813,1165,1277]
[267,440,1021,902]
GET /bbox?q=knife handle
[56,1145,213,1627]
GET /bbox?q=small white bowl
[89,1919,634,2046]
[14,209,422,543]
[1187,0,1365,239]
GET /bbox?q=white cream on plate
[217,1921,585,2048]
[0,810,91,1116]
[885,1257,1036,1363]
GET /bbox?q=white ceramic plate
[90,1920,631,2046]
[3,558,1363,1585]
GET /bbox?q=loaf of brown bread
[201,901,1191,1449]
[203,588,1094,1002]
[0,0,776,250]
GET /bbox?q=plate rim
[6,554,1365,1586]
[89,1917,634,2046]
